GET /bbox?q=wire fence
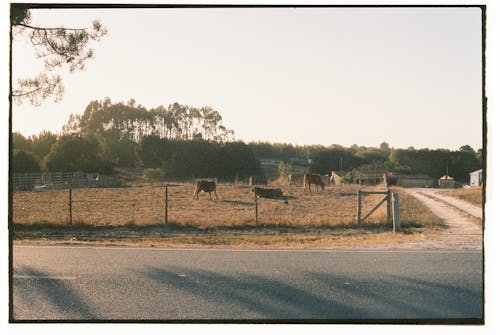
[12,171,122,191]
[12,182,395,229]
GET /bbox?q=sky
[9,5,484,150]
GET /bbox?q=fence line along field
[12,183,441,232]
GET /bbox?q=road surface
[12,245,483,322]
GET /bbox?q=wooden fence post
[386,189,392,225]
[68,186,73,225]
[356,190,362,224]
[254,187,259,226]
[165,185,168,225]
[392,192,400,233]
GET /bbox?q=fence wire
[12,183,390,227]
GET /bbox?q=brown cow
[303,173,325,193]
[193,180,218,200]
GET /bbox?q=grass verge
[437,187,483,207]
[12,186,445,248]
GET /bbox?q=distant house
[396,174,435,188]
[469,169,483,187]
[438,175,455,188]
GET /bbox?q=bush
[341,174,354,184]
[144,168,166,181]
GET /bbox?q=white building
[469,169,483,187]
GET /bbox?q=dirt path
[419,188,483,219]
[368,188,483,251]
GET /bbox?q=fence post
[356,190,362,224]
[68,186,73,225]
[254,187,259,226]
[392,192,400,233]
[386,189,392,225]
[165,185,168,225]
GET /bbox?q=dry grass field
[12,183,445,247]
[438,187,483,207]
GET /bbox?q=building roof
[469,169,483,175]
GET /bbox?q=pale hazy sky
[11,5,483,150]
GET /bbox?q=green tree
[163,140,219,178]
[311,147,359,174]
[43,134,113,173]
[12,149,41,173]
[459,144,475,153]
[30,130,57,160]
[72,98,235,143]
[216,141,261,178]
[379,141,390,152]
[355,147,388,165]
[137,135,165,168]
[102,137,140,167]
[11,4,107,105]
[389,147,480,181]
[12,132,32,152]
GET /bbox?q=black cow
[193,180,218,200]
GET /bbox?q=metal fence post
[68,186,73,225]
[392,192,400,233]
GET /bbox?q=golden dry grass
[438,187,483,207]
[12,183,444,247]
[13,183,390,227]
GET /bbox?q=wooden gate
[356,189,400,232]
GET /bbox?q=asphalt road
[11,245,483,322]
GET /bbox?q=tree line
[248,141,481,182]
[64,98,235,143]
[12,97,481,182]
[12,98,261,179]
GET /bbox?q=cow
[193,180,218,200]
[252,187,283,199]
[303,173,326,193]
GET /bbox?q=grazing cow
[193,180,218,200]
[252,187,283,199]
[303,173,326,193]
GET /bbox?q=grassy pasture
[13,183,389,227]
[437,187,483,207]
[12,183,445,247]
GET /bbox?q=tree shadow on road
[139,265,483,322]
[12,266,99,321]
[140,265,362,320]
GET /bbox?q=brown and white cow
[303,173,326,193]
[193,180,218,200]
